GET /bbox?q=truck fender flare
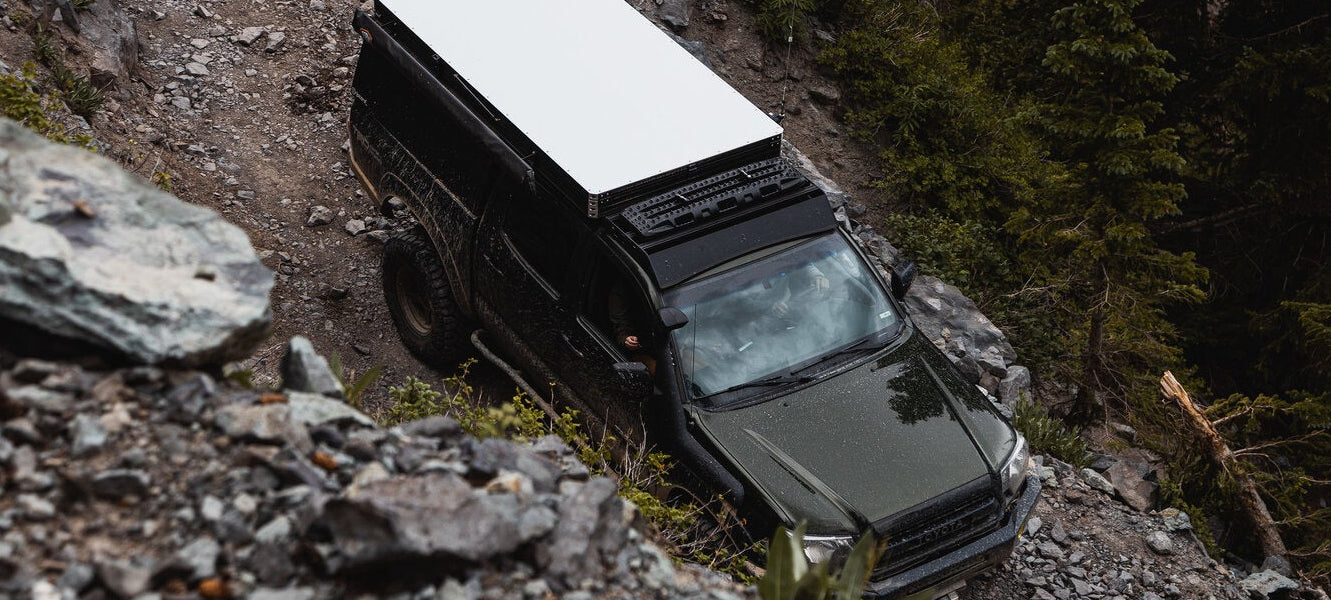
[378,175,474,318]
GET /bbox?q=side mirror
[890,260,917,300]
[658,306,689,331]
[611,361,653,399]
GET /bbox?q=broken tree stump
[1160,371,1288,563]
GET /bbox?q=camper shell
[348,1,1039,598]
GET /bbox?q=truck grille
[620,158,805,238]
[873,486,1002,579]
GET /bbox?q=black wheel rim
[395,263,433,337]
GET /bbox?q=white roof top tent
[373,0,784,216]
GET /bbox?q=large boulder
[69,0,140,89]
[903,275,1018,379]
[0,119,273,366]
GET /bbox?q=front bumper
[864,474,1042,599]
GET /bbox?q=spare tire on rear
[382,225,469,369]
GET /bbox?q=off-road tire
[382,226,469,369]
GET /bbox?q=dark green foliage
[0,62,92,146]
[819,1,1054,221]
[1010,0,1206,423]
[31,26,60,67]
[1013,399,1091,468]
[756,0,816,42]
[49,63,102,116]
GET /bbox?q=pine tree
[1010,0,1207,424]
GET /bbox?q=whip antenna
[773,24,795,123]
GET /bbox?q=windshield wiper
[717,372,814,395]
[801,333,890,372]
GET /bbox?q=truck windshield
[665,233,901,404]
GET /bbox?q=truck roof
[376,0,784,197]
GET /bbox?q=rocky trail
[0,0,1326,599]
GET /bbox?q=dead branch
[1161,371,1289,563]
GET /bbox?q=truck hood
[692,331,1017,533]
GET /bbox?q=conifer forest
[766,0,1330,583]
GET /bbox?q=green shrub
[755,0,815,42]
[50,63,102,116]
[1013,398,1091,468]
[0,63,92,146]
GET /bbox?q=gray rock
[0,120,273,367]
[901,276,1017,381]
[215,403,314,453]
[57,562,95,592]
[307,205,333,226]
[1107,460,1158,512]
[998,365,1031,406]
[89,469,150,500]
[665,31,710,68]
[96,559,152,598]
[1160,510,1192,532]
[1260,555,1293,577]
[250,588,316,600]
[281,337,344,398]
[234,26,266,46]
[1050,521,1068,545]
[808,86,841,105]
[1025,516,1042,536]
[400,416,462,440]
[1239,570,1298,598]
[70,413,108,456]
[1090,453,1119,472]
[175,537,220,579]
[71,0,139,89]
[1081,468,1116,495]
[185,62,210,76]
[8,385,73,413]
[246,543,296,586]
[315,472,536,569]
[537,478,630,585]
[164,374,216,424]
[265,31,287,53]
[1145,531,1175,555]
[657,0,689,29]
[255,515,294,544]
[2,418,42,445]
[17,493,55,520]
[470,438,561,494]
[287,391,374,428]
[343,219,368,236]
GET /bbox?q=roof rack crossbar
[621,158,805,238]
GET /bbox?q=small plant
[328,352,383,409]
[1013,398,1092,468]
[49,63,102,116]
[758,521,882,600]
[72,0,96,10]
[384,375,444,425]
[151,171,174,191]
[31,26,61,67]
[755,0,815,42]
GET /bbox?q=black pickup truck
[347,1,1039,597]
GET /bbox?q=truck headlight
[803,534,855,567]
[1001,434,1031,499]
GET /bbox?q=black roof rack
[619,158,804,238]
